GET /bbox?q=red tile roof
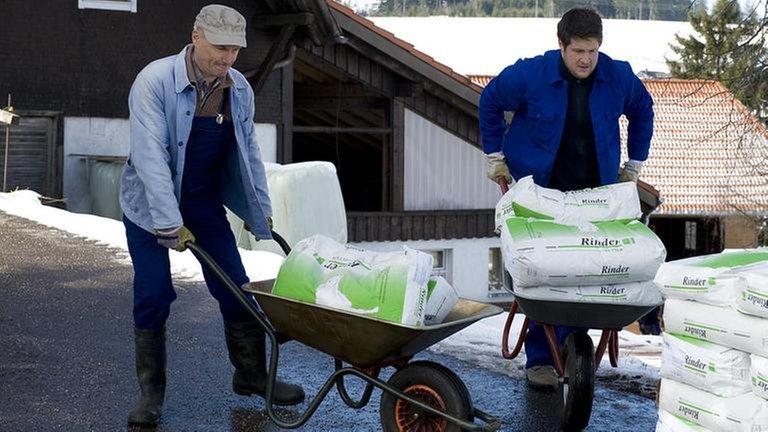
[468,75,768,216]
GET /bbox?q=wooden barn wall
[0,0,284,123]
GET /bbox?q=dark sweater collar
[559,56,596,84]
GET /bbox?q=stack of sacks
[656,249,768,431]
[272,234,459,326]
[495,176,665,309]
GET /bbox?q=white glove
[486,151,513,184]
[618,159,643,183]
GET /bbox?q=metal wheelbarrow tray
[187,240,503,431]
[244,279,501,368]
[511,293,662,329]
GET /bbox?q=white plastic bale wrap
[226,161,348,255]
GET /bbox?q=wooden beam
[247,24,297,95]
[293,126,391,134]
[294,83,377,98]
[294,97,387,110]
[250,13,314,28]
[280,63,293,164]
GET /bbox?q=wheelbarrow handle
[185,241,277,338]
[498,177,509,194]
[270,229,292,255]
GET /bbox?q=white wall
[352,236,513,305]
[62,117,277,214]
[404,109,500,210]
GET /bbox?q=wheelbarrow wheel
[380,361,473,432]
[561,332,595,432]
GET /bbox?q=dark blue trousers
[124,214,252,329]
[125,116,253,330]
[524,322,578,368]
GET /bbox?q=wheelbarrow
[187,234,504,431]
[496,179,664,431]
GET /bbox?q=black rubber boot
[127,327,166,427]
[224,321,305,406]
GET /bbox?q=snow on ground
[0,190,661,395]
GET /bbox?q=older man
[121,4,304,427]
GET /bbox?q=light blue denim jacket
[120,46,273,240]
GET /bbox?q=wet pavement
[0,211,658,431]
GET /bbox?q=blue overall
[125,115,253,329]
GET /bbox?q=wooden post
[3,94,10,192]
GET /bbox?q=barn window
[78,0,137,13]
[423,249,451,283]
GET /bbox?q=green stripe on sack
[664,285,708,292]
[691,251,768,268]
[511,202,554,220]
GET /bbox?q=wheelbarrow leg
[542,325,564,376]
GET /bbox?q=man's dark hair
[557,7,603,47]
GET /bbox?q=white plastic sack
[751,354,768,401]
[739,271,768,319]
[664,299,768,357]
[512,280,663,307]
[500,217,666,288]
[655,250,768,307]
[661,333,751,397]
[494,175,641,230]
[272,235,433,326]
[659,378,768,432]
[423,276,459,326]
[655,409,713,432]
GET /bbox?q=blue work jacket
[120,46,273,240]
[478,50,654,186]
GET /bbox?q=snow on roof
[369,16,694,76]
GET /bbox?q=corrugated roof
[467,76,768,216]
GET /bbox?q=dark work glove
[243,217,272,236]
[155,226,195,252]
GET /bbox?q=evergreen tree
[667,0,767,120]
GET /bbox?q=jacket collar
[544,49,612,85]
[173,45,248,94]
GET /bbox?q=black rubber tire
[413,360,475,422]
[561,332,595,432]
[380,361,473,432]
